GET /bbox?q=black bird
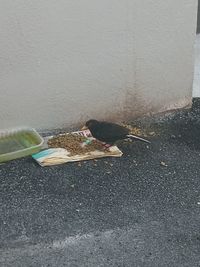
[83,119,150,145]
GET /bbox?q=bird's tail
[126,134,150,143]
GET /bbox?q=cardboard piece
[32,130,122,166]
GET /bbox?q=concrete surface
[197,0,200,33]
[193,34,200,97]
[1,99,200,266]
[0,0,197,129]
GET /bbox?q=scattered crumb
[160,161,168,167]
[149,131,156,136]
[121,123,155,137]
[48,133,105,155]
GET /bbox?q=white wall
[193,34,200,97]
[0,0,197,130]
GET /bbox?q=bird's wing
[93,122,129,141]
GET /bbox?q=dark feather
[85,119,150,144]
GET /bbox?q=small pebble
[160,161,168,167]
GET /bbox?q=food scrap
[47,133,106,156]
[160,161,168,167]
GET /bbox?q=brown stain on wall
[61,90,192,131]
[122,90,148,120]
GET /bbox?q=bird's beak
[81,125,88,130]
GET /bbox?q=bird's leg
[102,142,113,149]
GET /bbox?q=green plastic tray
[0,127,44,163]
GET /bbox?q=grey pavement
[1,99,200,266]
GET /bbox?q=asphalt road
[1,100,200,266]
